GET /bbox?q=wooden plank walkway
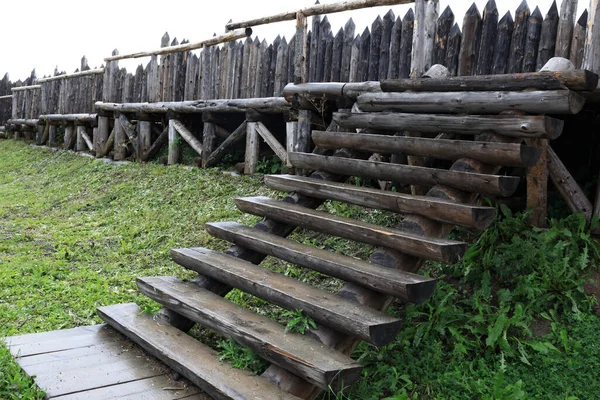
[4,324,206,400]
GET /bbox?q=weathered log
[523,7,544,72]
[264,175,496,229]
[171,119,203,157]
[410,0,439,78]
[368,16,383,81]
[555,0,577,58]
[37,69,104,83]
[492,12,514,74]
[432,6,455,66]
[388,17,402,79]
[137,276,362,390]
[172,247,403,345]
[570,10,588,69]
[476,0,499,75]
[380,70,599,92]
[226,0,414,30]
[536,1,560,70]
[288,152,520,197]
[584,1,600,74]
[508,0,531,73]
[39,113,98,125]
[138,121,152,157]
[113,114,127,161]
[283,82,381,105]
[167,119,180,165]
[445,23,462,76]
[332,111,564,138]
[236,196,467,264]
[458,3,482,76]
[141,126,168,162]
[312,130,540,167]
[205,121,248,168]
[244,121,260,174]
[11,85,41,92]
[95,98,289,114]
[399,9,415,79]
[357,89,585,114]
[256,122,287,163]
[527,137,548,227]
[118,114,138,157]
[64,125,76,150]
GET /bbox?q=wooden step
[137,276,363,390]
[235,196,466,263]
[264,175,496,229]
[332,112,564,139]
[97,303,301,400]
[312,130,541,168]
[171,247,402,346]
[205,222,436,302]
[357,90,585,114]
[288,152,520,197]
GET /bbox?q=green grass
[1,140,600,399]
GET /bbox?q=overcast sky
[1,0,584,81]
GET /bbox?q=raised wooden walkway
[4,324,205,399]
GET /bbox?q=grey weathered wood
[433,6,455,66]
[570,10,588,69]
[98,303,301,400]
[171,119,203,157]
[524,7,544,72]
[411,0,439,78]
[555,0,577,58]
[263,175,496,229]
[388,17,402,79]
[379,11,395,80]
[168,119,180,165]
[331,28,344,81]
[244,121,260,174]
[333,111,564,138]
[256,121,287,163]
[445,23,462,76]
[64,125,76,150]
[236,196,467,263]
[141,126,168,162]
[118,113,138,157]
[137,276,362,390]
[311,130,541,167]
[399,9,414,78]
[584,1,600,74]
[138,121,152,157]
[380,70,599,92]
[113,114,127,160]
[476,0,499,75]
[458,3,482,76]
[206,221,437,300]
[95,98,289,114]
[357,90,585,114]
[547,146,593,221]
[508,0,531,73]
[172,247,403,345]
[206,121,248,168]
[295,12,308,84]
[342,18,356,82]
[201,121,216,167]
[288,152,520,197]
[537,1,560,70]
[368,17,383,80]
[492,12,515,74]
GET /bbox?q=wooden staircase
[94,75,585,398]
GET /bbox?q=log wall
[0,1,593,124]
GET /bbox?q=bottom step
[98,303,301,400]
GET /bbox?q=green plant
[256,156,282,174]
[217,338,268,374]
[282,309,318,334]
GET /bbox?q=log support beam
[206,121,248,168]
[168,118,181,165]
[526,137,548,227]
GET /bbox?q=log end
[568,91,586,114]
[498,176,521,197]
[406,278,437,305]
[520,144,543,168]
[369,319,403,347]
[471,207,498,230]
[442,242,468,265]
[543,116,565,140]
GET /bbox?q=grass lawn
[1,140,599,399]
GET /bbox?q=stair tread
[288,152,520,197]
[97,303,301,400]
[235,196,467,264]
[171,247,402,346]
[205,221,436,303]
[137,276,363,389]
[264,174,496,229]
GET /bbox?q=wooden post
[432,6,455,66]
[410,0,439,78]
[523,7,543,72]
[584,0,600,74]
[536,1,560,70]
[492,12,514,74]
[286,121,299,168]
[476,0,499,75]
[168,118,181,165]
[508,0,531,73]
[96,116,110,157]
[48,125,56,146]
[555,0,578,58]
[138,121,152,159]
[570,11,589,69]
[294,12,308,84]
[64,125,75,150]
[527,137,548,227]
[458,3,482,76]
[76,125,87,151]
[113,112,127,161]
[35,124,44,145]
[202,115,217,168]
[245,120,260,174]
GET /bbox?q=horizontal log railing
[95,98,290,114]
[37,69,105,83]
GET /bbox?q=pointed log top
[315,0,320,4]
[171,38,179,46]
[161,32,170,47]
[372,15,383,29]
[547,1,558,17]
[499,11,514,24]
[335,27,344,38]
[440,5,454,19]
[274,34,281,42]
[281,36,288,46]
[577,9,588,26]
[466,3,481,17]
[321,15,330,26]
[531,6,542,19]
[112,49,119,56]
[515,0,529,13]
[449,22,461,37]
[253,37,260,45]
[484,0,498,15]
[261,38,268,46]
[354,34,361,44]
[383,9,395,21]
[345,18,355,30]
[361,26,371,36]
[404,8,415,21]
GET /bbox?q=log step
[332,112,564,139]
[357,90,585,115]
[171,247,402,346]
[97,303,301,400]
[312,130,541,168]
[137,276,363,390]
[205,221,436,302]
[288,152,520,197]
[264,175,496,229]
[235,196,466,263]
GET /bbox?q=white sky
[0,0,584,81]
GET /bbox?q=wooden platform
[4,324,206,400]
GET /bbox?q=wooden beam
[226,0,413,30]
[95,98,289,114]
[256,122,287,163]
[206,121,248,168]
[141,126,169,162]
[118,114,138,157]
[171,247,403,346]
[357,90,586,114]
[555,0,578,59]
[11,85,41,92]
[104,29,252,62]
[37,69,104,83]
[527,137,548,227]
[244,122,260,174]
[583,0,600,74]
[172,119,203,157]
[168,119,180,165]
[288,152,520,197]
